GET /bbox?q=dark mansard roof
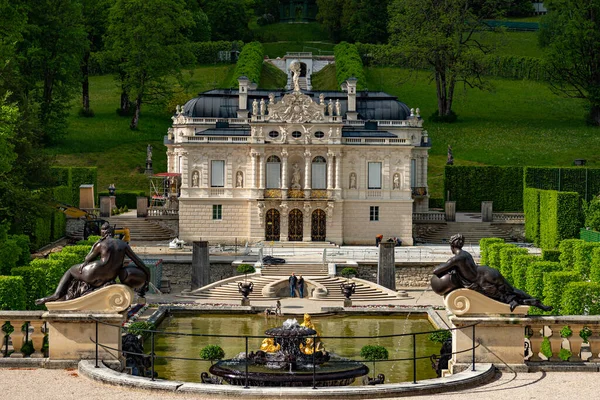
[181,89,412,121]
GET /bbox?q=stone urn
[238,281,254,305]
[340,282,356,307]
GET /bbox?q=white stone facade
[166,77,429,245]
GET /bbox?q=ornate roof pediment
[268,92,325,124]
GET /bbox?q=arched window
[266,155,281,188]
[311,156,327,189]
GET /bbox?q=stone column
[258,155,265,189]
[251,151,258,188]
[335,153,342,190]
[191,241,210,290]
[281,150,288,190]
[445,201,456,222]
[280,207,289,242]
[378,242,396,291]
[482,201,493,222]
[304,150,311,198]
[99,196,111,218]
[181,154,189,187]
[303,203,312,242]
[327,150,334,190]
[136,197,148,217]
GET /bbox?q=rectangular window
[368,162,382,189]
[370,206,379,221]
[312,163,327,189]
[212,204,222,220]
[266,162,281,188]
[410,159,417,188]
[211,160,225,187]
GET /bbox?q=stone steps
[417,222,517,244]
[107,216,174,241]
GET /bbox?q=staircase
[261,263,327,276]
[191,275,275,300]
[417,222,516,244]
[107,215,174,241]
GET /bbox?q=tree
[540,0,600,126]
[342,0,390,44]
[316,0,347,42]
[105,0,196,129]
[388,0,506,120]
[185,0,211,42]
[202,0,252,41]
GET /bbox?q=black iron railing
[90,317,479,388]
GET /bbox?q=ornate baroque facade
[166,68,430,245]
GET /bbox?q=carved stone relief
[349,172,357,189]
[267,92,325,124]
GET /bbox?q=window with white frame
[369,206,379,221]
[266,155,281,188]
[368,162,382,189]
[212,204,222,220]
[410,159,417,188]
[211,160,225,187]
[311,156,327,189]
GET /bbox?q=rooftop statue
[290,60,301,92]
[431,234,552,312]
[36,223,150,305]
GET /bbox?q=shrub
[573,241,600,279]
[60,245,92,260]
[190,40,243,64]
[479,238,505,266]
[526,261,562,305]
[487,243,512,270]
[540,336,552,359]
[236,263,255,282]
[590,248,600,283]
[360,344,389,377]
[428,330,452,344]
[559,239,584,269]
[558,348,572,361]
[126,321,155,340]
[10,234,31,267]
[97,190,145,210]
[340,267,358,279]
[11,266,47,310]
[499,246,528,284]
[70,167,97,207]
[584,197,600,231]
[333,42,366,89]
[49,251,83,269]
[444,166,524,212]
[580,326,593,343]
[32,216,52,251]
[560,326,572,338]
[0,276,26,310]
[541,249,561,263]
[512,254,541,290]
[543,271,579,315]
[561,282,600,315]
[539,190,581,249]
[200,344,225,364]
[229,42,263,86]
[52,185,72,241]
[523,188,540,244]
[524,166,600,203]
[0,237,23,275]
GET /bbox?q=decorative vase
[238,281,254,299]
[340,282,356,300]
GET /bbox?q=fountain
[209,314,369,387]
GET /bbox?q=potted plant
[237,264,255,299]
[360,345,388,382]
[340,267,358,282]
[579,326,593,361]
[200,344,225,365]
[559,325,573,361]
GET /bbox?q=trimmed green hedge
[29,259,64,296]
[191,40,243,64]
[98,190,145,209]
[561,282,600,315]
[479,238,505,266]
[500,246,528,285]
[542,249,561,263]
[60,245,92,260]
[543,271,580,315]
[52,185,72,241]
[526,261,562,305]
[32,216,52,251]
[0,276,26,310]
[487,243,513,270]
[11,266,47,310]
[10,234,31,267]
[524,188,540,244]
[539,190,581,249]
[512,254,541,290]
[70,167,97,207]
[334,42,366,90]
[559,239,584,269]
[524,167,600,203]
[230,42,263,86]
[573,241,600,279]
[444,166,524,212]
[590,247,600,283]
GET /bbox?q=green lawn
[49,65,234,192]
[311,64,339,90]
[476,31,544,58]
[365,67,600,198]
[263,41,335,58]
[252,22,330,43]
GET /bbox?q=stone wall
[161,262,238,290]
[337,263,435,288]
[149,216,179,237]
[179,199,250,244]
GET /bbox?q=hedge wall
[70,167,98,207]
[0,236,24,275]
[191,40,244,64]
[60,245,92,260]
[561,282,600,315]
[229,41,263,87]
[0,276,26,310]
[10,234,31,267]
[541,249,561,263]
[11,266,47,310]
[52,185,72,241]
[29,259,63,296]
[333,42,366,90]
[539,190,580,249]
[98,190,145,209]
[590,247,600,283]
[512,254,541,291]
[500,246,528,285]
[559,239,584,269]
[525,261,562,304]
[573,241,600,279]
[479,238,505,266]
[444,166,524,212]
[543,271,580,315]
[524,167,600,203]
[487,242,513,270]
[523,188,540,244]
[32,216,52,251]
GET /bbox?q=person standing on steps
[289,272,297,298]
[297,275,305,299]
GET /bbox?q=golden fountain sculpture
[260,337,281,353]
[299,313,326,355]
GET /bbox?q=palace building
[165,66,429,245]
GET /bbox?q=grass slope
[311,64,339,91]
[365,67,600,198]
[259,62,287,89]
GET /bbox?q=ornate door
[311,209,326,241]
[288,209,303,241]
[265,209,280,241]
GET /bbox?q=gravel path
[2,368,599,400]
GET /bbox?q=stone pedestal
[445,201,456,222]
[481,201,493,222]
[79,184,95,209]
[378,242,396,291]
[136,196,148,217]
[192,241,210,290]
[109,196,116,210]
[99,196,111,218]
[241,298,250,306]
[343,299,352,307]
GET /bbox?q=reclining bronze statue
[36,223,150,305]
[431,233,552,312]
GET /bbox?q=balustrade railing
[413,212,446,222]
[411,187,428,197]
[147,208,179,217]
[492,213,525,222]
[0,311,47,359]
